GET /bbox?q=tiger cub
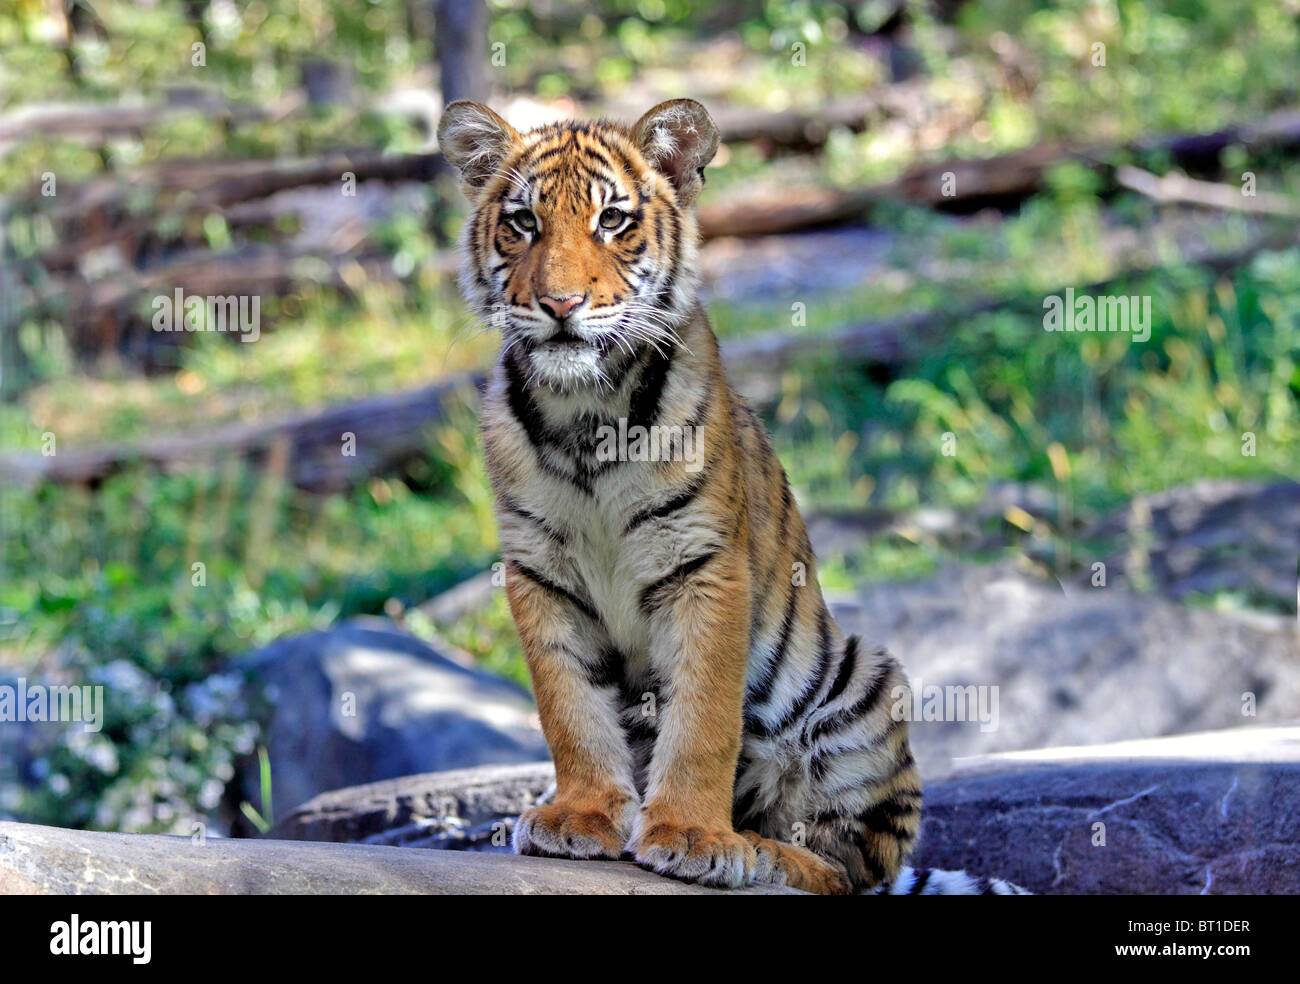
[438,99,1024,894]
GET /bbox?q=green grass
[774,249,1300,516]
[0,273,492,451]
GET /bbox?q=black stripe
[661,205,682,295]
[623,713,657,744]
[624,472,706,533]
[504,351,552,451]
[572,138,619,173]
[908,869,931,895]
[809,751,830,785]
[883,750,917,784]
[526,141,578,167]
[746,605,833,738]
[627,344,675,430]
[503,354,600,496]
[849,834,888,885]
[639,550,718,615]
[856,794,921,839]
[820,635,859,708]
[603,345,641,393]
[586,646,625,690]
[744,579,800,710]
[499,493,567,545]
[511,562,600,624]
[806,652,896,744]
[776,480,792,539]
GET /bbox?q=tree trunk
[434,0,489,105]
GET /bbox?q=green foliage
[238,746,275,834]
[769,250,1300,583]
[1,421,497,831]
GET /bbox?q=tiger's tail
[869,866,1031,895]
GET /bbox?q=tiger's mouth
[543,326,585,346]
[533,322,616,357]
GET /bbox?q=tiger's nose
[537,293,585,320]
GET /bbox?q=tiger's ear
[632,99,719,206]
[437,101,521,196]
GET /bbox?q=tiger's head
[437,99,719,392]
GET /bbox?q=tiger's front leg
[629,550,759,888]
[506,562,639,860]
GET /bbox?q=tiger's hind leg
[738,631,1027,894]
[797,644,925,892]
[737,830,851,895]
[800,778,924,892]
[735,635,925,893]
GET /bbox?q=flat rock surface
[0,821,798,895]
[914,725,1300,894]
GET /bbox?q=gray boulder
[915,726,1300,894]
[1084,479,1299,610]
[265,726,1300,894]
[237,619,548,822]
[829,566,1300,778]
[274,762,555,848]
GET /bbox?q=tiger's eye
[599,207,625,229]
[510,209,537,231]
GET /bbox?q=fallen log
[698,186,879,239]
[1116,164,1300,217]
[26,105,1300,262]
[32,244,458,364]
[0,370,485,493]
[33,148,448,273]
[26,98,885,270]
[699,108,1300,237]
[0,89,290,154]
[710,96,880,151]
[4,227,1294,492]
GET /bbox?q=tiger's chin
[526,341,610,393]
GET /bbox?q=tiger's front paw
[631,817,757,889]
[513,799,631,860]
